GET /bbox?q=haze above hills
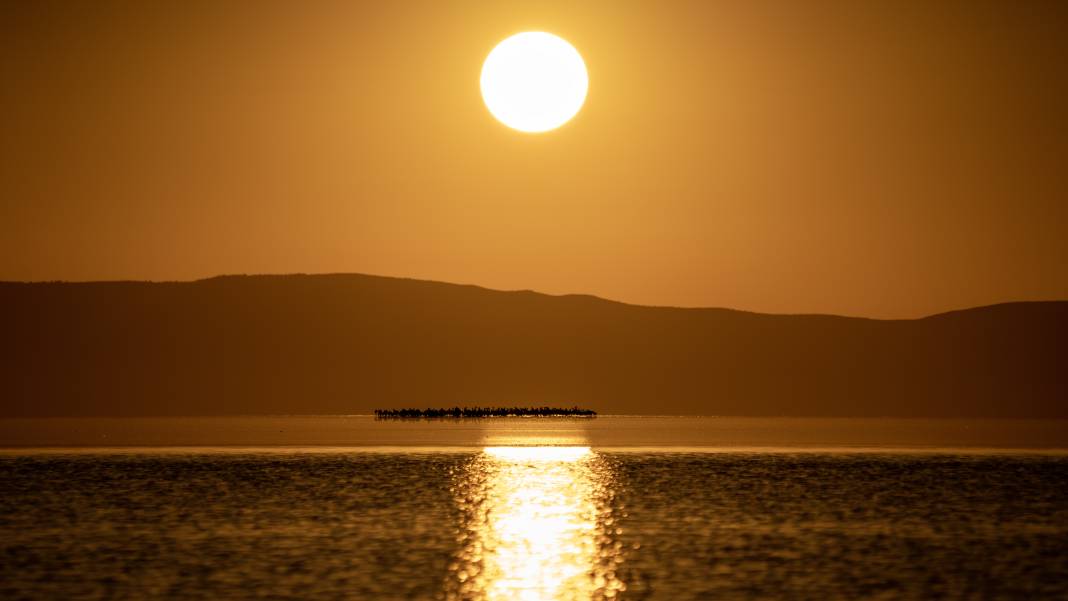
[2,273,1065,418]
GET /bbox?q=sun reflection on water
[484,446,593,463]
[448,446,626,601]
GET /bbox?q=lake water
[2,417,1067,600]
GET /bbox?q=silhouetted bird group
[373,406,596,418]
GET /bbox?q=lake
[2,417,1067,600]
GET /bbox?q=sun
[480,32,589,133]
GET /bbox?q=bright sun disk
[480,32,588,133]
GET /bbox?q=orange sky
[2,0,1066,318]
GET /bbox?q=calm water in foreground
[2,417,1067,600]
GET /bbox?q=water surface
[2,450,1067,600]
[2,417,1067,600]
[2,416,1066,449]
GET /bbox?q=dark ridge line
[1,272,1064,320]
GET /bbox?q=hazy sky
[2,0,1066,317]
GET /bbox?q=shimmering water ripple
[447,447,626,600]
[2,451,1067,600]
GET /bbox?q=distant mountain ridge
[1,273,1065,417]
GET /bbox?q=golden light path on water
[448,446,627,601]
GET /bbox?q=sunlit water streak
[448,447,627,601]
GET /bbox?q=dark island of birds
[374,406,597,418]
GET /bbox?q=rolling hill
[1,274,1065,417]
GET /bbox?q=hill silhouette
[1,274,1065,417]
